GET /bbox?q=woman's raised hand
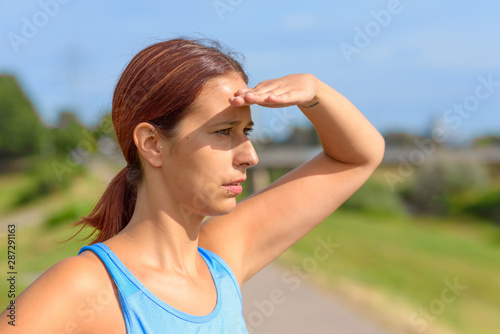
[229,73,318,109]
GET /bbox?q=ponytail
[75,167,137,244]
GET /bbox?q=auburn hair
[76,37,248,243]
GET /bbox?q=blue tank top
[78,243,249,333]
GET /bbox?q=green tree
[50,110,96,157]
[92,112,115,140]
[0,75,43,161]
[402,155,490,216]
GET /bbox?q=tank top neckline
[94,242,222,323]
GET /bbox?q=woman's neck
[111,179,206,276]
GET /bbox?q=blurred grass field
[278,212,500,334]
[1,162,499,334]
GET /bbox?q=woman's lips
[222,184,243,195]
[222,179,245,195]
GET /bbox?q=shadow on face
[171,72,258,159]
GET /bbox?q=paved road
[241,264,390,334]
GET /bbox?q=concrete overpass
[247,145,500,192]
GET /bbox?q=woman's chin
[204,199,237,217]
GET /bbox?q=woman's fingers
[236,80,283,96]
[230,87,300,107]
[229,95,248,105]
[234,88,251,96]
[241,92,269,104]
[230,74,317,107]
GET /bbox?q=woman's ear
[133,122,163,168]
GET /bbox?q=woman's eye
[244,128,253,136]
[216,128,231,136]
[216,128,253,137]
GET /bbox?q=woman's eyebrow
[210,120,254,127]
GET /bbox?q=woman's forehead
[201,72,248,102]
[184,73,251,126]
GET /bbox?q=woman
[1,38,385,333]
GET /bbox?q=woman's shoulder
[64,250,114,284]
[23,252,113,300]
[41,250,113,290]
[0,251,122,333]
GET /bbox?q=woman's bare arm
[200,74,385,285]
[0,254,122,333]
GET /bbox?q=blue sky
[1,0,499,143]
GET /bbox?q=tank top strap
[78,243,139,298]
[198,247,242,303]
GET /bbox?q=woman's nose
[234,138,258,168]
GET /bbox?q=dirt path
[0,155,121,232]
[0,201,51,231]
[242,264,390,334]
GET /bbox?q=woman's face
[160,71,258,218]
